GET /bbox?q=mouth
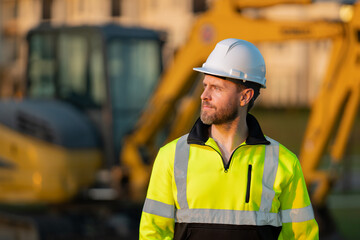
[202,102,214,110]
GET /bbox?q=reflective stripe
[260,137,279,212]
[143,198,175,219]
[281,205,315,223]
[176,209,282,227]
[174,134,190,209]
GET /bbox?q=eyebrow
[203,82,224,90]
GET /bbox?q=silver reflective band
[143,198,175,219]
[260,137,279,212]
[281,205,315,223]
[174,134,190,209]
[176,209,282,227]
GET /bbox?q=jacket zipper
[245,164,252,203]
[204,144,226,169]
[223,145,246,172]
[201,143,245,173]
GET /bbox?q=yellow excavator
[0,0,359,239]
[0,23,165,239]
[0,24,165,204]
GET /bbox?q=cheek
[217,95,237,109]
[210,93,223,106]
[228,93,241,109]
[211,89,239,107]
[213,90,226,100]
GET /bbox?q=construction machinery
[0,23,165,203]
[0,0,359,239]
[0,23,164,239]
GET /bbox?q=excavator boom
[300,4,360,206]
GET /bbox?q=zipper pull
[224,169,228,173]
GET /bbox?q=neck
[210,112,248,161]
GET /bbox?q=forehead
[203,74,238,88]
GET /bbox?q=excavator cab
[26,24,164,167]
[0,24,164,203]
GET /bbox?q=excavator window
[107,39,160,111]
[28,33,56,98]
[57,32,106,108]
[27,31,106,109]
[107,38,161,155]
[26,25,163,159]
[58,33,88,103]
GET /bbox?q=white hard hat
[194,38,266,88]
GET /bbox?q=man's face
[200,75,241,125]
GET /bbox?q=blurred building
[0,0,201,97]
[0,0,343,107]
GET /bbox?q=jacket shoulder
[266,136,298,163]
[266,136,300,177]
[279,143,299,168]
[156,134,188,161]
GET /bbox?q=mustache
[201,101,215,108]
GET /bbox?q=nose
[201,87,211,101]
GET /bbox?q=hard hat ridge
[226,38,247,54]
[193,38,267,88]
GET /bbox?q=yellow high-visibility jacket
[140,114,319,240]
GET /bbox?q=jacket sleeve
[139,145,176,240]
[278,154,319,240]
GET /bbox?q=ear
[239,88,254,107]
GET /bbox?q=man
[139,38,319,240]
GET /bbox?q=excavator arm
[300,4,360,206]
[120,0,359,205]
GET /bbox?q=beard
[200,100,238,125]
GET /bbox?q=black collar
[187,113,270,145]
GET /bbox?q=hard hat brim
[193,67,266,88]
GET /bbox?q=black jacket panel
[174,223,282,240]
